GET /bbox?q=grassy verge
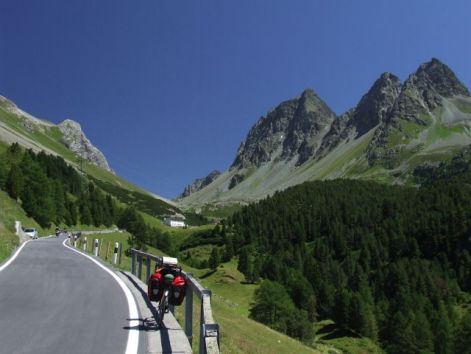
[315,320,384,354]
[0,190,61,263]
[0,221,18,263]
[0,190,48,262]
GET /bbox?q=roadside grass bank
[0,190,46,263]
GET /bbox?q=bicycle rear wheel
[158,295,168,324]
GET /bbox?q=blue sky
[1,0,470,199]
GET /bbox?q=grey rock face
[231,59,470,172]
[317,73,402,158]
[231,89,336,169]
[58,119,114,173]
[414,58,469,104]
[391,59,468,124]
[177,170,221,199]
[367,59,471,166]
[350,73,402,134]
[228,173,245,190]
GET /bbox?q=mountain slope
[179,59,471,206]
[0,95,178,214]
[177,170,221,199]
[0,96,112,172]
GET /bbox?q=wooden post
[105,241,110,260]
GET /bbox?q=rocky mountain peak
[349,72,402,135]
[60,118,82,131]
[58,119,114,173]
[400,58,470,113]
[315,72,401,159]
[177,170,221,199]
[231,89,336,169]
[414,58,469,97]
[367,58,471,167]
[299,88,316,100]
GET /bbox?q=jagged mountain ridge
[367,58,471,167]
[231,89,336,170]
[178,58,471,206]
[58,119,113,173]
[0,96,113,173]
[177,170,221,199]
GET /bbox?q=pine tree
[208,247,220,270]
[251,255,262,283]
[0,158,7,189]
[79,199,93,225]
[6,165,24,200]
[385,311,417,354]
[237,248,252,282]
[334,289,352,329]
[454,309,471,354]
[432,302,452,354]
[412,310,434,354]
[223,236,234,262]
[249,280,296,333]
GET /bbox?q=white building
[164,218,186,228]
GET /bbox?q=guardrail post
[200,290,211,354]
[146,256,151,280]
[137,255,143,280]
[202,323,220,353]
[131,250,136,275]
[113,242,119,264]
[185,273,193,346]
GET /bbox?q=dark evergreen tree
[237,248,252,282]
[6,165,24,200]
[223,236,234,262]
[208,247,220,270]
[251,255,262,284]
[454,309,471,354]
[432,302,452,354]
[249,280,295,334]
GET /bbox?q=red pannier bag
[169,274,186,306]
[148,272,163,302]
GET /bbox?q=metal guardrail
[130,249,220,354]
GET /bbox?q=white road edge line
[0,240,30,272]
[63,239,140,354]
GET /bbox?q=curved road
[0,236,141,354]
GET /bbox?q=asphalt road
[0,236,141,354]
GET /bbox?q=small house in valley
[164,217,186,228]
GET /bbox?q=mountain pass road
[0,236,142,354]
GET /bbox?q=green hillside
[219,176,471,353]
[0,99,207,224]
[0,189,54,262]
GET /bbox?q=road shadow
[123,317,158,331]
[120,271,172,352]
